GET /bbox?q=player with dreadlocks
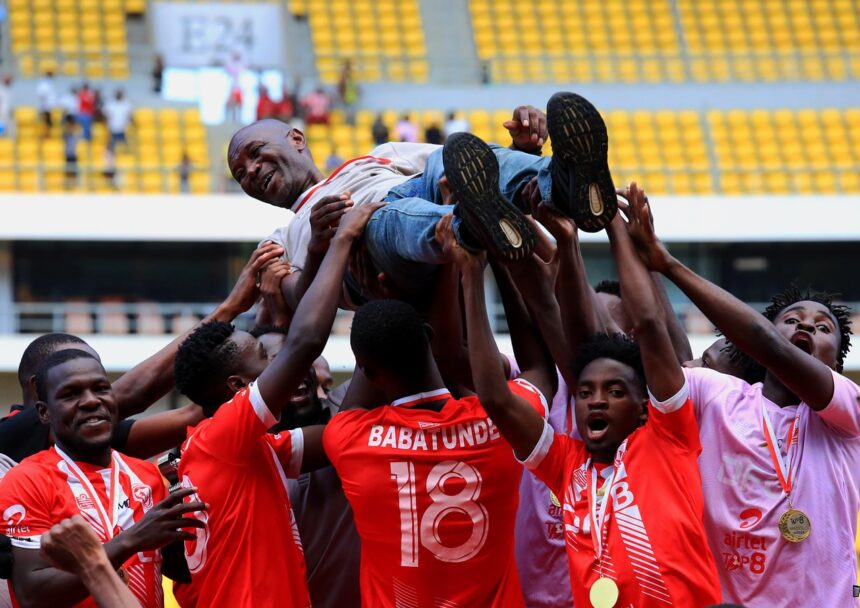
[620,188,859,608]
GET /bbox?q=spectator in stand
[225,52,244,123]
[76,83,95,142]
[59,87,78,122]
[179,152,191,194]
[424,122,444,145]
[325,149,344,174]
[256,85,276,121]
[93,87,106,124]
[104,89,132,152]
[152,54,164,94]
[36,70,56,136]
[302,87,331,125]
[337,59,359,126]
[371,113,388,145]
[0,75,12,137]
[275,86,295,123]
[395,113,418,142]
[444,110,470,138]
[62,115,78,185]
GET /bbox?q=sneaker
[443,132,536,261]
[547,92,617,232]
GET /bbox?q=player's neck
[55,439,112,467]
[762,372,801,408]
[589,449,615,465]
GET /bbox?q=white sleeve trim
[9,535,40,549]
[517,419,555,470]
[249,382,277,428]
[648,379,690,414]
[286,429,304,478]
[512,377,550,419]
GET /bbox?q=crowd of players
[0,91,857,608]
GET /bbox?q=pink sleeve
[518,421,578,498]
[195,383,275,463]
[682,366,745,422]
[815,371,860,438]
[266,429,304,478]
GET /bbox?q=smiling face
[773,300,841,370]
[37,357,117,462]
[574,358,648,463]
[227,120,321,209]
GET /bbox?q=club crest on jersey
[76,493,95,510]
[132,484,153,510]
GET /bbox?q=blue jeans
[77,113,93,141]
[360,145,552,301]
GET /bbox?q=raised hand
[221,242,284,315]
[504,105,547,153]
[259,260,292,327]
[40,516,106,576]
[308,192,354,255]
[616,182,673,273]
[335,201,385,243]
[120,488,206,552]
[435,213,485,270]
[534,201,577,244]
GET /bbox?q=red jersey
[179,382,310,608]
[0,447,167,608]
[323,379,547,608]
[524,384,721,607]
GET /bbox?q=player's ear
[36,400,50,425]
[638,398,649,426]
[288,128,307,152]
[226,374,248,394]
[423,323,435,343]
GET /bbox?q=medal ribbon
[761,405,799,498]
[56,446,121,542]
[586,438,629,567]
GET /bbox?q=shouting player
[621,184,860,607]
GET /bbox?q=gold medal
[589,577,619,608]
[778,508,811,542]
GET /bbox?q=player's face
[596,292,632,335]
[228,123,315,208]
[258,332,287,362]
[683,337,746,378]
[312,356,333,400]
[285,368,322,424]
[230,331,271,381]
[574,358,647,463]
[39,357,117,458]
[772,300,841,370]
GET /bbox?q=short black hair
[350,299,429,381]
[572,333,646,394]
[174,321,240,410]
[18,333,88,387]
[35,349,101,402]
[594,280,622,298]
[762,285,852,368]
[249,324,289,338]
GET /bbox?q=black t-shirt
[0,405,135,462]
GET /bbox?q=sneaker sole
[443,133,536,261]
[547,92,617,232]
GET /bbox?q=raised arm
[121,404,205,460]
[608,184,684,401]
[624,189,835,409]
[112,243,284,418]
[440,218,545,460]
[256,202,382,418]
[12,489,204,608]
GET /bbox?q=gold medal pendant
[589,577,619,608]
[778,508,811,542]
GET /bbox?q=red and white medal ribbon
[56,446,121,542]
[586,437,629,571]
[761,405,799,501]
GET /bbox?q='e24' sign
[181,15,255,55]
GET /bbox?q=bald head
[227,120,322,208]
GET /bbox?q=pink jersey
[686,367,860,607]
